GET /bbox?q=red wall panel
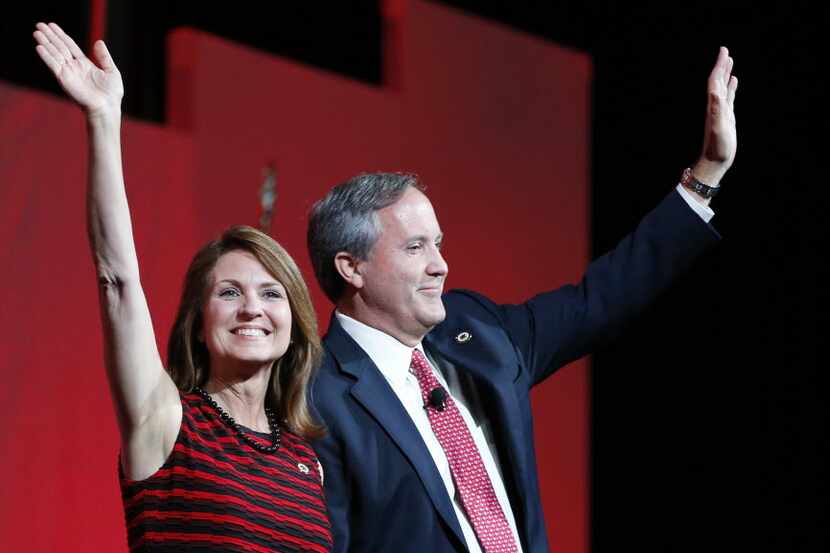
[0,2,590,551]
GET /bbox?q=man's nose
[427,247,448,277]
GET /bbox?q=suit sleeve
[496,190,720,386]
[309,389,351,553]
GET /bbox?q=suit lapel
[324,318,467,548]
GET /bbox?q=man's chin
[420,307,446,329]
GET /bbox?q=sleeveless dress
[119,392,332,552]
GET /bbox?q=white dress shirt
[676,183,715,222]
[336,312,524,553]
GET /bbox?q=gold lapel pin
[454,331,472,344]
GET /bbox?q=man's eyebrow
[404,233,444,243]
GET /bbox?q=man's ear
[334,252,364,289]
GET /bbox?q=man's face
[356,187,448,345]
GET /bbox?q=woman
[33,22,332,552]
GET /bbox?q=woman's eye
[219,288,240,298]
[264,289,283,299]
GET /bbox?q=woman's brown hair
[167,225,323,438]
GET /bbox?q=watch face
[695,183,713,198]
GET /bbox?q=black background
[4,2,825,551]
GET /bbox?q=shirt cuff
[675,183,715,223]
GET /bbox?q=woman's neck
[203,363,272,431]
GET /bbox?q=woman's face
[201,250,292,372]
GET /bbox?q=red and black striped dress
[119,392,332,552]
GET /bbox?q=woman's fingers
[36,22,73,62]
[34,43,62,75]
[33,28,66,75]
[93,40,117,72]
[49,22,86,61]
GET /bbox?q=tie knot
[410,349,445,409]
[410,348,431,378]
[410,349,429,373]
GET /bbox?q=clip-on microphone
[427,387,448,412]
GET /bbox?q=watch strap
[680,167,720,199]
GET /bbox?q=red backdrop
[0,2,591,551]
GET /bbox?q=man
[307,48,737,552]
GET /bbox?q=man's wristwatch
[680,167,720,199]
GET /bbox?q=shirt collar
[335,311,422,390]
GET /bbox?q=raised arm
[497,47,738,383]
[688,46,739,204]
[34,23,180,479]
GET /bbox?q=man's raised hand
[695,46,739,186]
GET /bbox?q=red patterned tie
[410,349,519,553]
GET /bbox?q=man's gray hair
[307,172,424,303]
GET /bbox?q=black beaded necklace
[194,386,281,454]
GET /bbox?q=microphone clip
[427,387,448,412]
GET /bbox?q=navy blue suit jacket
[311,191,719,552]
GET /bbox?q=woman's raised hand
[33,22,123,117]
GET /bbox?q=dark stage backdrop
[0,1,823,552]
